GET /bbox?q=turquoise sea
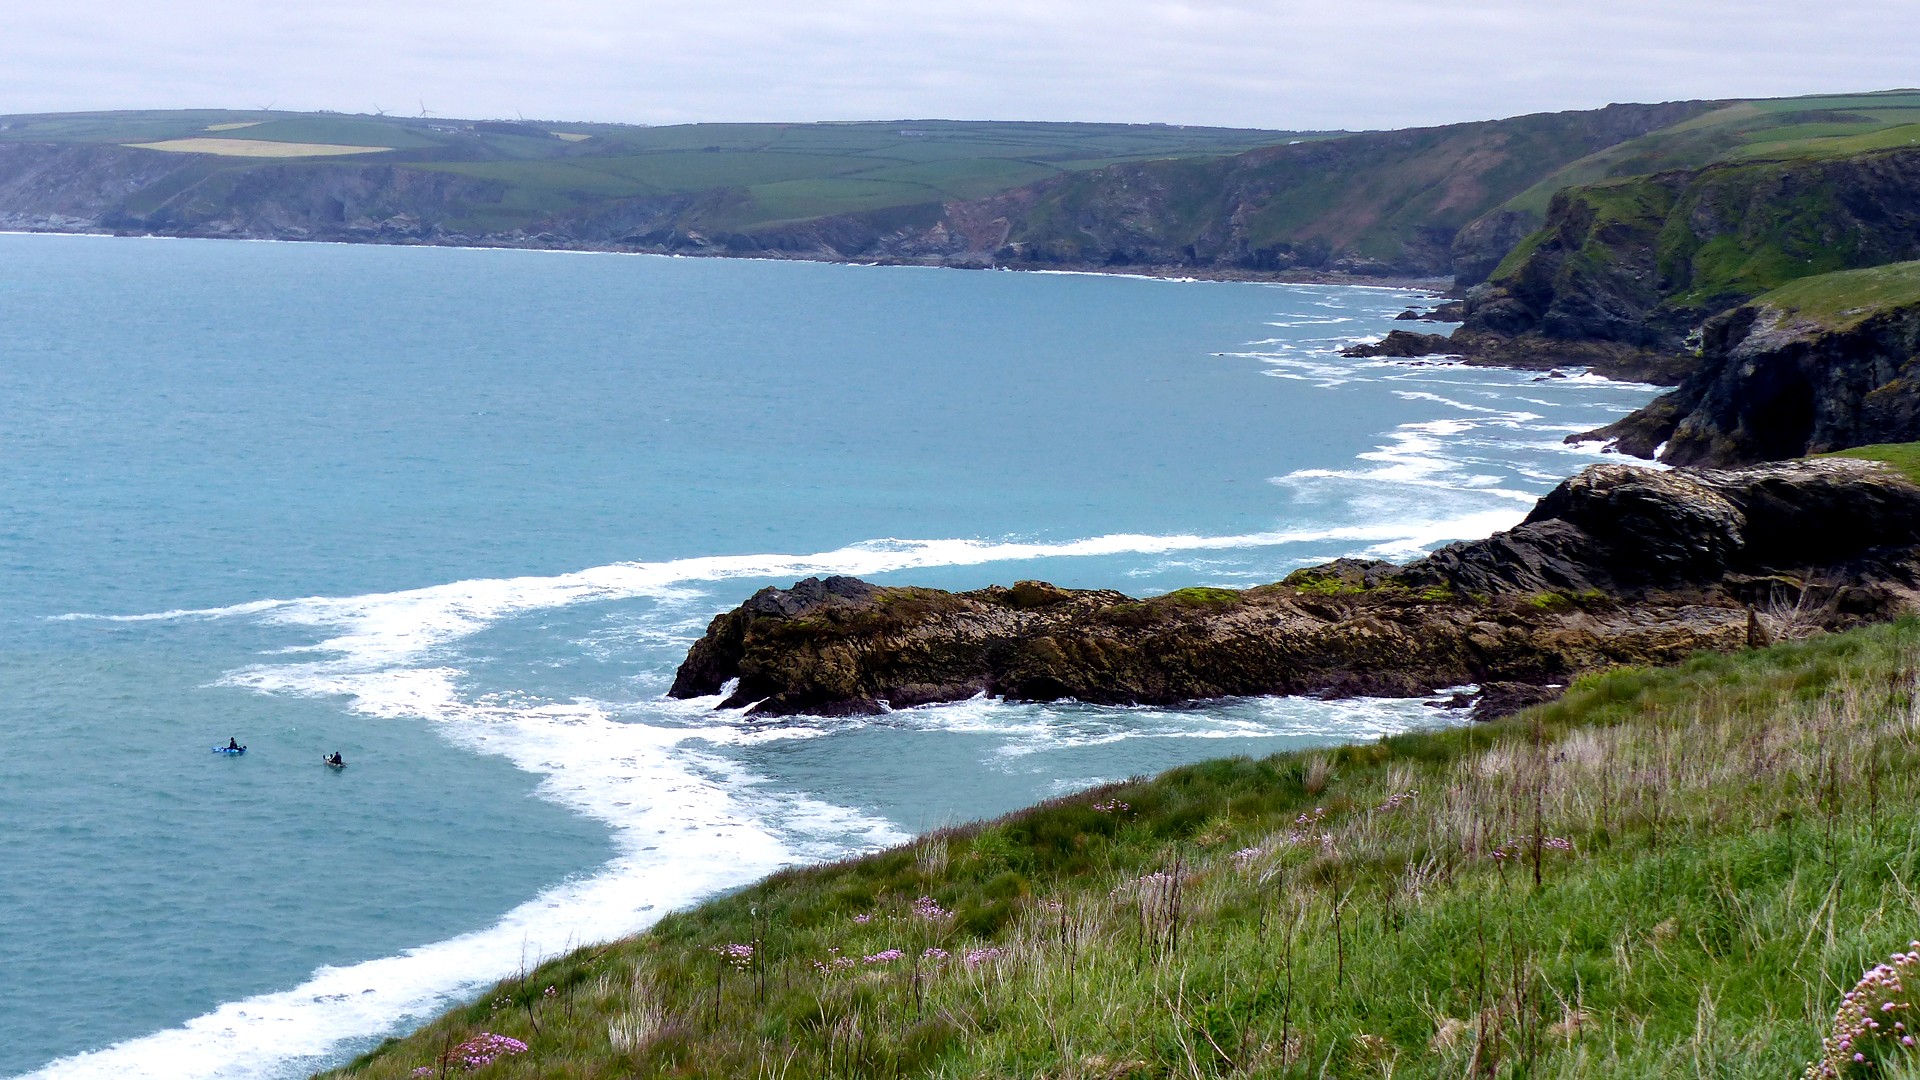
[0,233,1655,1078]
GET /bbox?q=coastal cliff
[1581,261,1920,464]
[670,458,1920,718]
[1460,147,1920,351]
[0,101,1715,280]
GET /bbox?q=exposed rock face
[1582,292,1920,466]
[0,142,508,242]
[671,460,1920,718]
[1449,210,1538,288]
[1459,148,1920,351]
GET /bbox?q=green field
[1501,91,1920,217]
[322,584,1920,1078]
[0,110,1306,233]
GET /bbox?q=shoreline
[0,223,1456,292]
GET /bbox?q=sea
[0,232,1656,1079]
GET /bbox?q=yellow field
[203,122,261,132]
[126,138,393,157]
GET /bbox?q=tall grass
[324,619,1920,1079]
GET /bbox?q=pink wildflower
[711,942,755,971]
[863,948,904,965]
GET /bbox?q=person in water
[227,737,241,751]
[326,752,344,767]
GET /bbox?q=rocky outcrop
[1580,273,1920,465]
[1459,147,1920,351]
[671,460,1920,718]
[1340,326,1700,384]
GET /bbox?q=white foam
[27,281,1656,1079]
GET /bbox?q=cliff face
[0,141,509,242]
[843,100,1715,278]
[1461,148,1920,350]
[670,459,1920,718]
[1583,263,1920,465]
[0,101,1713,279]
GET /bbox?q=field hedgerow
[326,618,1920,1079]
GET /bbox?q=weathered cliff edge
[670,459,1920,719]
[1579,262,1920,465]
[1345,147,1920,388]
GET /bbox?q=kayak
[213,746,246,754]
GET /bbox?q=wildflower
[912,895,951,920]
[438,1032,528,1071]
[1805,941,1920,1077]
[1295,807,1327,827]
[1093,799,1130,813]
[711,942,755,972]
[1376,788,1418,813]
[963,947,1004,967]
[543,985,557,998]
[863,948,905,965]
[1231,847,1263,867]
[852,913,872,924]
[923,947,949,961]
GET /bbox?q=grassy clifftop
[1753,260,1920,332]
[1498,90,1920,219]
[324,616,1920,1079]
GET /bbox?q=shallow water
[0,234,1655,1078]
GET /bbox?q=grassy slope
[999,103,1725,267]
[0,111,1301,234]
[1751,260,1920,331]
[323,611,1920,1079]
[1501,91,1920,218]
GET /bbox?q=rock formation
[1582,264,1920,465]
[671,459,1920,719]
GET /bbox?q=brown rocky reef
[671,459,1920,718]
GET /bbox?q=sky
[4,0,1917,130]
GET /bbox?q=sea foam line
[55,516,1528,655]
[30,517,1525,1080]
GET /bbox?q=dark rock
[671,459,1920,717]
[1580,289,1920,466]
[1342,330,1457,358]
[1450,210,1538,288]
[1470,681,1565,721]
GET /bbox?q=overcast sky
[4,0,1916,130]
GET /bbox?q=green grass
[319,619,1920,1079]
[1751,261,1920,331]
[1502,92,1920,218]
[0,109,1300,236]
[1821,440,1920,483]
